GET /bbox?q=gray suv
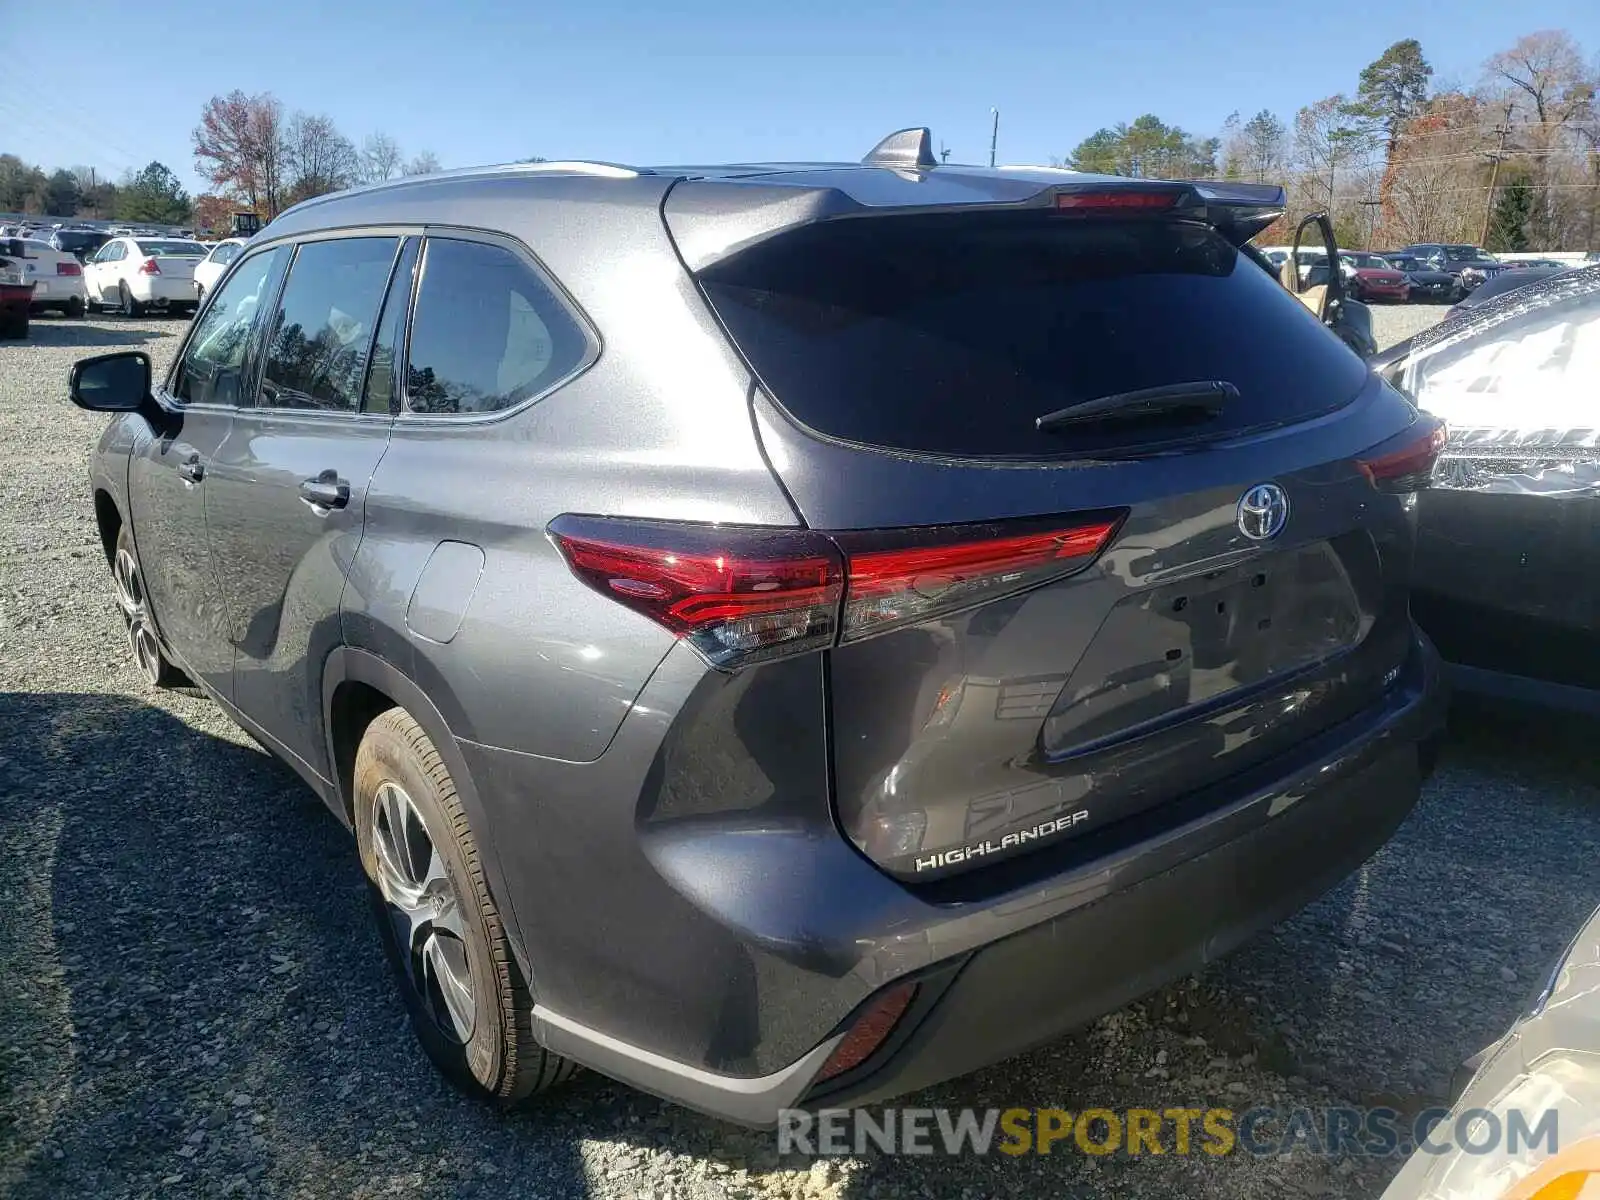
[70,131,1446,1125]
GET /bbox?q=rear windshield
[700,215,1369,458]
[136,240,205,257]
[53,231,106,251]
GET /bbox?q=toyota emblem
[1236,483,1289,541]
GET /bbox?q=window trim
[251,234,409,419]
[395,225,601,426]
[160,225,424,417]
[159,242,291,413]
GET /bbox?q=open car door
[1284,211,1376,358]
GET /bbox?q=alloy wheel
[370,781,476,1043]
[112,547,163,686]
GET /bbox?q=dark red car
[0,239,33,338]
[1341,252,1410,303]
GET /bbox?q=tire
[118,282,144,318]
[84,293,100,314]
[0,311,27,339]
[353,708,576,1105]
[111,525,188,688]
[64,296,85,319]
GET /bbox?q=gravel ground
[3,312,1595,1200]
[1369,302,1450,351]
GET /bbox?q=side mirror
[69,351,151,412]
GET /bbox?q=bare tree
[1294,95,1369,208]
[193,90,287,217]
[283,112,359,204]
[1483,31,1598,244]
[361,132,404,183]
[402,150,442,177]
[1378,93,1493,245]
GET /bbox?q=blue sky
[3,0,1597,194]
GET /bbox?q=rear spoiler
[665,173,1288,271]
[1186,181,1287,245]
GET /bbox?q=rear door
[86,240,121,302]
[686,205,1433,880]
[206,233,413,780]
[129,243,290,697]
[1398,276,1600,690]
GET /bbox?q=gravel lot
[1369,302,1452,351]
[3,311,1595,1200]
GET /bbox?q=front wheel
[353,708,577,1105]
[111,525,187,688]
[118,282,144,318]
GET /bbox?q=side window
[361,238,419,415]
[258,237,399,413]
[171,246,288,407]
[405,237,589,416]
[214,242,242,266]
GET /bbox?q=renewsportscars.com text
[778,1106,1559,1159]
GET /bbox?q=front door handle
[299,471,350,511]
[177,455,204,484]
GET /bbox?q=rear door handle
[299,471,350,511]
[177,455,204,484]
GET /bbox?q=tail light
[138,258,160,275]
[56,261,81,277]
[549,512,1122,669]
[548,517,843,668]
[832,517,1121,642]
[1356,415,1447,493]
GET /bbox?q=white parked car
[191,238,247,306]
[15,239,87,317]
[83,236,209,316]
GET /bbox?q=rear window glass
[700,215,1369,458]
[136,240,205,257]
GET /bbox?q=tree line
[0,158,193,226]
[1071,29,1597,251]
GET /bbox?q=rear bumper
[496,632,1445,1126]
[129,276,197,305]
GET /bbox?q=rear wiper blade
[1036,381,1238,432]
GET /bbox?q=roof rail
[862,127,938,171]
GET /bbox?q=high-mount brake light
[1055,190,1181,212]
[1355,416,1447,493]
[549,513,1124,668]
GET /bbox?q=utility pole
[1480,123,1512,246]
[989,108,999,169]
[940,144,951,163]
[1359,198,1381,249]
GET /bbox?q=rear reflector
[56,261,81,276]
[1356,416,1447,492]
[550,512,1123,668]
[1055,190,1181,212]
[835,519,1120,642]
[138,258,160,275]
[813,982,917,1084]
